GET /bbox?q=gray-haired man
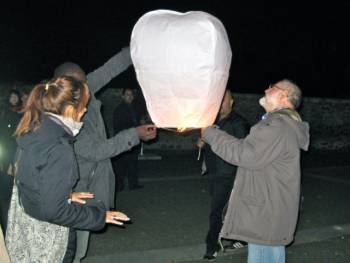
[202,79,309,263]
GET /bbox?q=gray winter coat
[203,108,310,246]
[74,48,140,209]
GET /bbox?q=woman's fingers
[71,192,95,204]
[112,211,130,221]
[106,211,130,225]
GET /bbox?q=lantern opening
[176,127,187,133]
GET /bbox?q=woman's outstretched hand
[106,211,130,225]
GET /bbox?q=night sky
[0,1,346,98]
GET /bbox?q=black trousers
[205,176,234,254]
[114,150,139,191]
[0,198,11,236]
[0,171,14,236]
[62,228,76,263]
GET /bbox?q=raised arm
[203,121,283,170]
[87,47,132,95]
[75,127,140,162]
[74,124,156,162]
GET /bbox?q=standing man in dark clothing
[197,90,250,260]
[54,47,157,263]
[0,89,22,236]
[113,88,143,192]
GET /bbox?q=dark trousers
[114,150,139,191]
[0,198,11,236]
[62,228,76,263]
[205,176,234,253]
[0,171,14,236]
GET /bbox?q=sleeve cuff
[202,126,219,143]
[124,128,140,147]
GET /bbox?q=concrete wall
[100,90,350,151]
[1,83,348,151]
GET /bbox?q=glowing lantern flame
[131,10,232,130]
[177,127,187,133]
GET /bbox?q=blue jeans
[247,243,285,263]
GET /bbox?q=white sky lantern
[130,10,232,130]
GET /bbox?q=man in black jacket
[197,90,249,260]
[113,88,143,193]
[0,89,22,236]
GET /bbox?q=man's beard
[259,96,266,107]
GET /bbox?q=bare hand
[201,127,210,138]
[196,138,205,148]
[106,211,130,225]
[71,192,95,204]
[7,164,14,176]
[136,124,157,141]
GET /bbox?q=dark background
[0,1,347,98]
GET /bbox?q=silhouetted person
[113,88,143,193]
[197,90,249,260]
[20,88,30,109]
[0,89,22,235]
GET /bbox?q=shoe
[129,185,144,190]
[223,240,247,250]
[203,251,217,261]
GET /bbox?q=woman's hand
[70,192,94,204]
[106,211,130,225]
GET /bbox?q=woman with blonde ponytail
[6,76,129,263]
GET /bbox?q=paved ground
[83,149,350,263]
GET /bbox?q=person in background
[113,88,143,193]
[5,76,130,263]
[0,89,22,236]
[201,79,309,263]
[197,90,250,260]
[54,47,157,263]
[20,88,30,109]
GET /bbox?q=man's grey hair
[281,79,302,109]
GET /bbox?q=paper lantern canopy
[131,10,232,129]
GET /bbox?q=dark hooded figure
[0,89,22,235]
